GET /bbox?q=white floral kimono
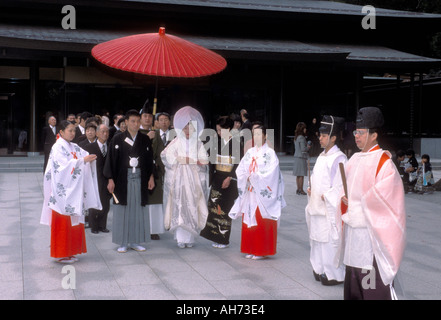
[229,143,286,227]
[40,137,102,227]
[161,135,210,236]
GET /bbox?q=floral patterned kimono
[161,106,210,247]
[229,142,286,256]
[41,137,101,258]
[161,135,209,244]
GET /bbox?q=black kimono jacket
[103,130,154,206]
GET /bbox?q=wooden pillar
[355,72,363,116]
[278,67,284,153]
[418,72,423,138]
[409,72,415,149]
[28,64,39,156]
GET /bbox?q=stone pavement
[0,164,440,300]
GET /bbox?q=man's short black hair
[126,109,141,119]
[80,111,93,121]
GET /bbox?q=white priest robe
[336,146,406,286]
[229,142,286,227]
[40,137,102,227]
[161,135,210,240]
[305,145,346,281]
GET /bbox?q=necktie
[101,144,107,157]
[162,133,167,145]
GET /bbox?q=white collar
[368,144,379,152]
[97,140,106,149]
[323,145,339,156]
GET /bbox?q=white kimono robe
[161,135,210,237]
[229,143,286,227]
[337,146,406,286]
[305,145,346,280]
[40,137,102,227]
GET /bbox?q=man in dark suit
[109,113,123,142]
[82,124,111,234]
[42,115,57,172]
[240,110,252,131]
[145,112,171,240]
[73,111,93,143]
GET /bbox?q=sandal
[56,257,75,264]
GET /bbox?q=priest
[338,107,406,300]
[305,115,347,286]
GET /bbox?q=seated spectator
[393,150,406,190]
[414,154,435,194]
[404,149,418,192]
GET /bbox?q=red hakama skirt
[50,210,87,258]
[241,207,277,256]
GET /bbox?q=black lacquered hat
[319,115,345,137]
[356,107,384,129]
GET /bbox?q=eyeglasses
[353,129,368,136]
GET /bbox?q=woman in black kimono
[200,116,242,248]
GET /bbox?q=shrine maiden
[229,125,286,260]
[41,120,101,264]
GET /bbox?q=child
[414,154,435,194]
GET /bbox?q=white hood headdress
[173,106,205,137]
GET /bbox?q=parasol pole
[153,77,159,115]
[152,27,166,116]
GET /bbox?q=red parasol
[91,27,227,113]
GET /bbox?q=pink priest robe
[337,145,406,286]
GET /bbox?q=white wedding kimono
[337,146,406,286]
[229,142,286,227]
[40,137,102,227]
[161,134,209,242]
[305,145,346,281]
